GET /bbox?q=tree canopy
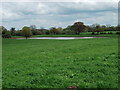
[71,22,86,34]
[22,26,32,39]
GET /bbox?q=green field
[2,37,118,88]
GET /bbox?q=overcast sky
[0,0,119,30]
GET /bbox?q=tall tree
[91,24,100,35]
[10,27,16,36]
[50,27,59,35]
[1,26,7,35]
[30,25,36,30]
[71,22,86,34]
[22,26,32,39]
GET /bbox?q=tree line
[1,21,119,39]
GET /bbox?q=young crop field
[2,37,118,88]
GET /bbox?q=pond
[16,37,108,40]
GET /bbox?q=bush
[116,32,120,34]
[63,30,75,35]
[44,30,50,35]
[2,31,11,38]
[100,32,106,34]
[108,32,113,34]
[32,30,42,35]
[15,30,22,36]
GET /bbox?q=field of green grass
[2,37,118,88]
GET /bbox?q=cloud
[0,1,118,29]
[1,0,119,2]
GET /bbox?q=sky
[0,0,119,30]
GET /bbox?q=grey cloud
[1,1,118,29]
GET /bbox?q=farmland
[2,37,118,88]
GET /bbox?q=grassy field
[2,37,118,88]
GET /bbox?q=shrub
[108,32,113,34]
[2,31,11,38]
[15,30,22,36]
[32,30,42,35]
[116,32,120,34]
[100,32,106,34]
[63,30,75,35]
